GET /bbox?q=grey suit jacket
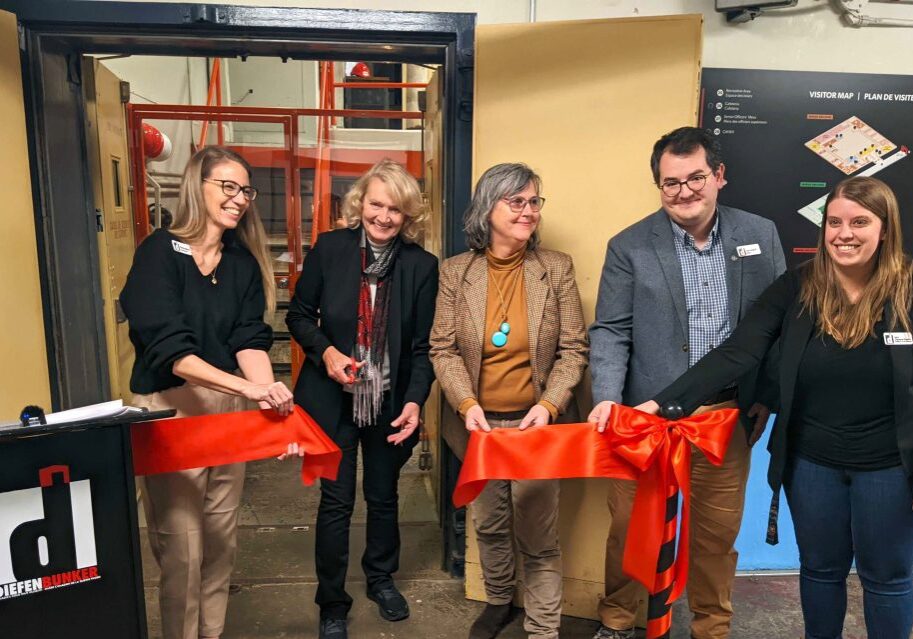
[589,205,786,416]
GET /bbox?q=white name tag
[884,332,913,345]
[171,240,192,255]
[736,243,762,258]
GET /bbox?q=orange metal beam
[333,81,429,89]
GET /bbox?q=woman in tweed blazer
[430,163,588,639]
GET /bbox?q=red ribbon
[451,405,738,603]
[607,406,737,602]
[131,406,342,485]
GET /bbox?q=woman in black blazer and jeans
[638,177,913,639]
[286,159,438,639]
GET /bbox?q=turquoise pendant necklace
[490,265,522,348]
[491,321,510,347]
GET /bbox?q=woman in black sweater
[121,146,294,639]
[639,176,913,639]
[286,159,438,639]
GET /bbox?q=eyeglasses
[501,196,546,213]
[658,173,711,197]
[203,178,258,201]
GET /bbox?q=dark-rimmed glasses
[658,173,711,197]
[501,195,546,213]
[203,178,258,201]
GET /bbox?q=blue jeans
[784,456,913,639]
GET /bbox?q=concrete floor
[141,457,877,639]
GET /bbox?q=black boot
[468,603,512,639]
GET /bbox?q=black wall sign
[0,425,146,637]
[702,67,913,268]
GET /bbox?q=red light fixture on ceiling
[349,62,371,78]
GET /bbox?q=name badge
[171,240,192,255]
[736,243,762,258]
[884,332,913,345]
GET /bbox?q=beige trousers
[597,400,751,639]
[134,384,249,639]
[471,417,562,639]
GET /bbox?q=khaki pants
[471,417,562,639]
[135,384,248,639]
[597,401,750,639]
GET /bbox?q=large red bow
[131,406,341,485]
[608,405,738,601]
[451,404,738,603]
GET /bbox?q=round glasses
[658,173,711,197]
[203,178,259,201]
[501,195,546,213]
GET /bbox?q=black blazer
[286,228,439,441]
[655,267,913,493]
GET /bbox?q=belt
[483,409,530,421]
[701,386,738,406]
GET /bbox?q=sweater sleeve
[120,233,200,373]
[653,270,797,415]
[227,258,273,354]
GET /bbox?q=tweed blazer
[430,247,589,432]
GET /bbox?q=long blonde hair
[340,159,426,243]
[169,146,276,313]
[800,176,912,347]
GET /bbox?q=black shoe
[367,584,410,621]
[469,603,512,639]
[318,618,347,639]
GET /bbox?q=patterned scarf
[352,231,400,426]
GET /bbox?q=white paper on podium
[44,400,142,425]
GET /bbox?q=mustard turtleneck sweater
[458,248,558,421]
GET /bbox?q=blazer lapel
[886,303,913,450]
[387,255,403,392]
[651,213,688,339]
[779,305,814,415]
[340,230,363,349]
[462,253,488,354]
[720,211,743,328]
[524,251,549,388]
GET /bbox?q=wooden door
[0,9,51,416]
[469,14,703,619]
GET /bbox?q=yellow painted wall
[0,10,51,415]
[469,14,702,619]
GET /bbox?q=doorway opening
[10,3,473,633]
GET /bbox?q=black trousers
[315,393,415,619]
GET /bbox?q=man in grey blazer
[587,127,786,639]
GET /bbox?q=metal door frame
[7,0,473,574]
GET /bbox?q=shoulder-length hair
[800,176,912,347]
[340,159,426,243]
[463,163,541,251]
[169,145,276,313]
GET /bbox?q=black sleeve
[120,234,200,373]
[404,255,440,406]
[654,270,797,414]
[227,261,273,354]
[286,234,332,365]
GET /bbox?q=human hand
[587,400,615,433]
[243,381,294,415]
[518,404,550,430]
[277,441,305,460]
[387,402,421,445]
[746,402,771,446]
[464,404,491,433]
[634,400,660,415]
[322,346,364,385]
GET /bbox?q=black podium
[0,409,173,638]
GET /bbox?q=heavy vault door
[83,57,136,402]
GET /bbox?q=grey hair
[463,163,542,251]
